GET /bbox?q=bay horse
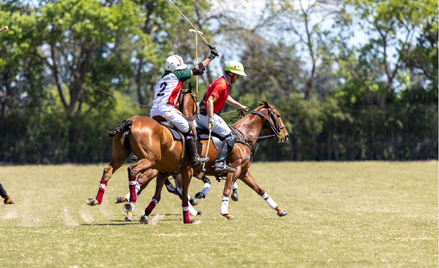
[86,84,201,223]
[139,101,290,223]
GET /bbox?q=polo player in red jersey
[198,61,249,174]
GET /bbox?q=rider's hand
[208,46,219,59]
[241,106,249,112]
[208,118,215,129]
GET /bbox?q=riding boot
[185,131,209,169]
[213,133,237,173]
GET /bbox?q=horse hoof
[190,198,198,206]
[123,203,134,213]
[194,192,205,199]
[114,195,124,204]
[125,216,133,222]
[197,211,204,216]
[222,214,236,220]
[86,198,100,206]
[278,210,288,217]
[231,190,238,202]
[139,215,149,224]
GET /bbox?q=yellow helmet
[224,61,247,76]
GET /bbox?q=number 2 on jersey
[157,82,167,97]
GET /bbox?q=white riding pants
[150,108,189,133]
[198,114,231,138]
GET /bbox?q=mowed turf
[0,162,437,267]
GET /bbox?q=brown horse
[139,101,290,223]
[86,84,201,223]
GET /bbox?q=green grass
[0,162,437,267]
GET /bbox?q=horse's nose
[285,134,290,141]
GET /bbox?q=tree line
[0,0,437,163]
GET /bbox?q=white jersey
[150,70,191,113]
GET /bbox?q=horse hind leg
[240,171,288,217]
[87,133,131,206]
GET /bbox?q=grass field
[0,162,437,267]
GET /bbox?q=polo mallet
[165,0,213,49]
[197,125,212,181]
[0,26,8,34]
[189,29,203,96]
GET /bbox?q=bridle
[250,106,287,142]
[179,89,199,121]
[228,106,288,165]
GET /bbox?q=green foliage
[0,0,437,163]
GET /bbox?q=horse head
[177,83,199,121]
[254,101,290,143]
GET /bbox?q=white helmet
[165,55,187,71]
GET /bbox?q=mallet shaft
[165,0,212,48]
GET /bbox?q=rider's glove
[208,46,219,59]
[208,118,215,129]
[192,63,205,76]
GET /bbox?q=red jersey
[200,75,229,115]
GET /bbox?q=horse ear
[263,101,272,108]
[258,101,264,106]
[188,83,193,92]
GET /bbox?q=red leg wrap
[182,204,191,224]
[145,198,158,216]
[129,177,137,203]
[95,181,107,203]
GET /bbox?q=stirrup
[214,163,235,173]
[199,157,209,164]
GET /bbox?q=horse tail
[108,119,133,137]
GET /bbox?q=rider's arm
[190,47,218,76]
[226,95,249,112]
[190,58,212,77]
[206,95,216,119]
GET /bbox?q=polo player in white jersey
[150,48,219,168]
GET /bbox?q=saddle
[152,116,183,141]
[196,127,223,151]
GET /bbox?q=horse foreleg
[220,169,241,221]
[240,171,288,217]
[115,169,159,204]
[120,169,159,221]
[139,172,167,224]
[194,176,211,199]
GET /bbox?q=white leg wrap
[188,203,197,216]
[221,196,229,215]
[262,192,277,209]
[201,183,211,196]
[232,182,238,190]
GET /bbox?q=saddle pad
[155,121,182,141]
[196,127,223,151]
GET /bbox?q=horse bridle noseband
[249,106,286,142]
